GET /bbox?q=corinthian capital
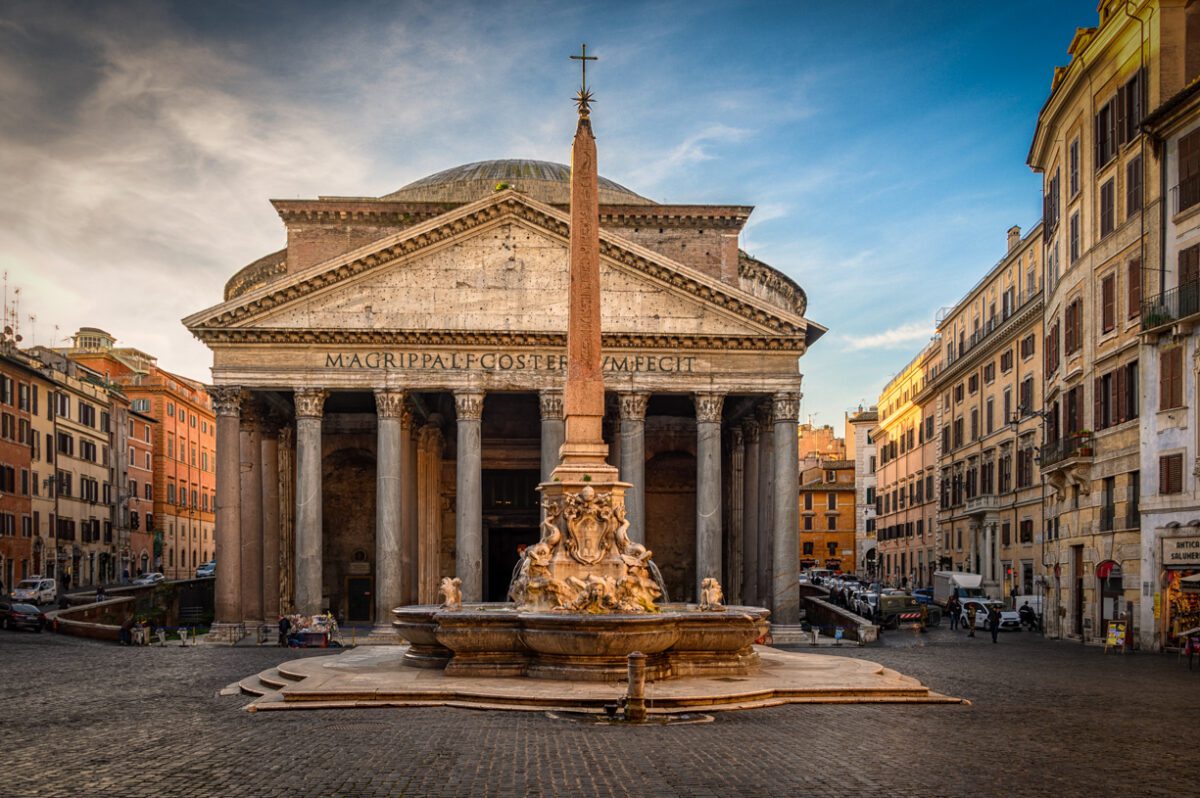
[618,392,649,422]
[731,425,744,447]
[772,392,802,423]
[374,388,407,419]
[742,418,760,443]
[454,391,485,421]
[293,388,328,419]
[539,390,564,421]
[755,400,774,427]
[694,392,725,424]
[209,386,244,418]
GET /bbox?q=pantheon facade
[184,160,825,630]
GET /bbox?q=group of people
[944,595,1006,643]
[277,611,339,647]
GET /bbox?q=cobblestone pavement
[1,625,1194,798]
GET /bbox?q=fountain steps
[235,646,964,714]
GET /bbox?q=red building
[0,345,35,589]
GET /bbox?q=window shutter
[1102,276,1115,332]
[1128,259,1141,318]
[1093,377,1103,430]
[1182,245,1200,286]
[1115,365,1127,423]
[1159,350,1172,411]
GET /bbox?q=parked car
[195,561,216,578]
[0,601,46,632]
[856,591,881,620]
[11,577,56,605]
[959,599,1020,631]
[912,588,934,605]
[132,572,165,586]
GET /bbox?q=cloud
[841,321,935,352]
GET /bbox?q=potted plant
[1074,429,1094,456]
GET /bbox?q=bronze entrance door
[346,576,373,623]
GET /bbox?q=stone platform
[235,645,964,714]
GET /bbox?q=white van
[12,577,56,605]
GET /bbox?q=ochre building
[185,159,825,630]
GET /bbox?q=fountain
[391,49,769,683]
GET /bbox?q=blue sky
[1,0,1099,426]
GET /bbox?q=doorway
[485,526,539,602]
[346,576,373,623]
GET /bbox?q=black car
[0,601,45,632]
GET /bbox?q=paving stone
[0,626,1193,797]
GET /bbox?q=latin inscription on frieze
[324,351,696,374]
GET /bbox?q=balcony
[1039,433,1094,469]
[1141,279,1200,333]
[964,493,1011,516]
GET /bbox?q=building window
[1069,136,1080,197]
[1069,211,1080,264]
[827,516,836,531]
[1180,127,1200,213]
[803,516,812,531]
[1020,333,1035,360]
[1126,155,1142,217]
[1160,453,1184,495]
[1100,178,1115,238]
[999,349,1012,372]
[1019,519,1033,544]
[1095,95,1117,168]
[1160,348,1184,410]
[1064,299,1082,354]
[804,493,812,511]
[827,493,836,510]
[1101,273,1115,333]
[1128,259,1141,319]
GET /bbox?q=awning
[1181,573,1200,594]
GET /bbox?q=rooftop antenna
[27,314,36,348]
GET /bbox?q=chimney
[1007,225,1021,253]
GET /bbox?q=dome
[382,159,655,206]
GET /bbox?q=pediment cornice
[189,327,806,352]
[185,190,810,338]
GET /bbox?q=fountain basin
[393,603,770,682]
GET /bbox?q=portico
[185,159,823,633]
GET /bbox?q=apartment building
[845,407,878,577]
[873,340,940,588]
[1027,0,1200,642]
[919,225,1044,601]
[1138,69,1200,651]
[27,348,120,587]
[798,459,856,572]
[60,328,216,580]
[0,345,34,589]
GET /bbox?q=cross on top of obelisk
[570,43,597,115]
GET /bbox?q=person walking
[988,603,1001,644]
[277,614,291,647]
[965,601,978,638]
[947,595,961,632]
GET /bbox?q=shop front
[1162,536,1200,649]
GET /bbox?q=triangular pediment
[184,190,811,347]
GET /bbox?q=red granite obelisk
[555,97,613,473]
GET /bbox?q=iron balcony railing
[1142,279,1200,332]
[1171,182,1200,216]
[943,284,1041,368]
[1039,432,1094,469]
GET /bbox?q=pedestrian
[95,584,107,603]
[278,614,291,647]
[118,616,135,646]
[965,601,978,638]
[62,571,71,591]
[947,595,960,631]
[988,603,1001,644]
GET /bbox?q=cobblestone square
[2,628,1194,798]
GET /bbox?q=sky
[0,0,1101,427]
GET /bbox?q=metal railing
[1039,433,1094,468]
[1141,279,1200,331]
[943,284,1041,368]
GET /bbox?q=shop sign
[1164,536,1200,568]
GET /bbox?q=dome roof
[382,159,655,206]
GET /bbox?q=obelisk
[552,48,618,480]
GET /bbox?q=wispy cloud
[842,321,935,352]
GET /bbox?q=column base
[203,622,247,645]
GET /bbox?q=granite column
[455,391,484,602]
[293,388,327,615]
[756,402,775,610]
[618,392,649,545]
[538,390,564,482]
[741,418,761,606]
[211,387,243,630]
[772,392,801,625]
[375,389,406,626]
[260,415,281,621]
[239,398,264,624]
[694,392,724,600]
